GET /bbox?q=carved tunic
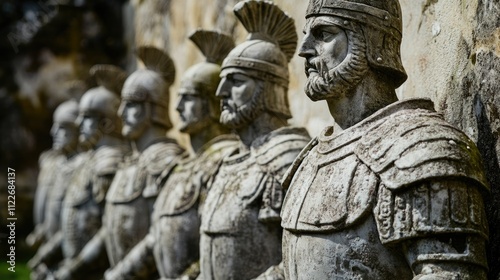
[104,138,184,266]
[33,150,64,226]
[200,127,310,280]
[61,145,127,259]
[152,135,238,278]
[44,152,87,238]
[281,99,489,279]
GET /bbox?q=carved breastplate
[45,154,86,236]
[282,126,378,232]
[154,157,199,219]
[106,161,144,203]
[65,157,94,207]
[201,151,265,234]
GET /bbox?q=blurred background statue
[54,47,185,280]
[28,64,129,280]
[105,29,238,280]
[199,1,311,279]
[26,82,87,251]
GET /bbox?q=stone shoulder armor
[253,126,311,177]
[106,139,184,203]
[141,139,184,198]
[282,99,488,237]
[353,104,490,245]
[157,135,238,217]
[253,126,311,222]
[354,104,489,191]
[68,146,127,206]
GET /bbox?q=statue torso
[33,150,64,226]
[281,99,489,279]
[103,139,183,266]
[44,152,87,237]
[200,127,310,280]
[152,135,238,278]
[62,145,126,259]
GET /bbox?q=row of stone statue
[27,0,491,279]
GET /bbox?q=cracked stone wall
[130,0,499,277]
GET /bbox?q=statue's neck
[95,134,124,150]
[327,72,398,131]
[189,122,229,154]
[134,125,168,153]
[236,112,286,152]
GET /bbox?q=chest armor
[281,126,413,279]
[34,151,64,225]
[201,152,265,234]
[154,156,199,220]
[282,127,378,232]
[45,154,86,237]
[152,160,201,277]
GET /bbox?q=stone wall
[130,0,499,277]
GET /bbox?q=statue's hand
[30,263,50,280]
[53,265,73,280]
[104,268,121,280]
[27,254,41,269]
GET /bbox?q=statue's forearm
[105,232,156,280]
[28,231,63,268]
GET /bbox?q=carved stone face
[176,92,210,134]
[217,73,263,129]
[299,16,368,101]
[78,114,101,148]
[118,101,149,140]
[51,122,78,153]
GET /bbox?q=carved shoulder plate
[253,126,311,177]
[354,108,489,191]
[141,140,184,198]
[156,135,238,217]
[94,145,128,176]
[106,140,184,203]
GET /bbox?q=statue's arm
[53,227,109,280]
[26,223,47,249]
[28,230,63,269]
[104,231,156,280]
[378,180,488,280]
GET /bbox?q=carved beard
[305,29,368,101]
[220,82,265,129]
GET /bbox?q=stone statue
[27,87,86,250]
[28,65,129,280]
[198,1,311,279]
[26,100,78,248]
[104,29,239,280]
[280,0,490,279]
[53,46,185,280]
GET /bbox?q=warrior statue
[53,46,185,280]
[104,30,239,280]
[28,65,129,279]
[199,2,311,279]
[281,0,489,279]
[27,85,85,250]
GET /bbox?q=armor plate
[61,146,126,259]
[103,139,183,266]
[281,99,489,278]
[200,127,310,280]
[152,135,238,278]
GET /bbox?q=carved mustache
[304,59,330,79]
